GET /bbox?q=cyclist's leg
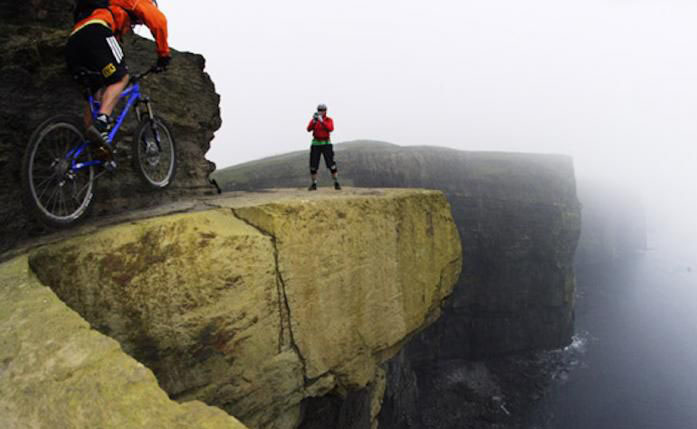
[66,24,128,146]
[98,74,129,117]
[90,33,129,142]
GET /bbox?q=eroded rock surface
[214,142,582,358]
[25,188,462,429]
[0,0,221,253]
[0,256,247,429]
[213,142,582,428]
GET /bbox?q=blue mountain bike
[21,67,177,228]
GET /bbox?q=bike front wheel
[21,115,95,228]
[132,115,177,189]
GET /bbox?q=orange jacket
[72,0,170,58]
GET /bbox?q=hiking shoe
[334,181,341,190]
[308,182,317,191]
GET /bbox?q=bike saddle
[72,67,103,93]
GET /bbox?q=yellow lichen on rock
[28,209,302,428]
[234,189,462,388]
[0,256,247,429]
[16,188,461,429]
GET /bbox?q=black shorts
[65,23,128,93]
[310,144,337,174]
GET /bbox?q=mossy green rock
[0,256,246,429]
[24,189,462,429]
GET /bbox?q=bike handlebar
[131,66,160,83]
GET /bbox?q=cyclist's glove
[154,56,171,73]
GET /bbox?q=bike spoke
[138,120,174,185]
[36,175,57,202]
[51,137,62,160]
[73,179,91,202]
[25,119,97,224]
[61,188,70,217]
[34,173,56,192]
[45,185,60,215]
[57,188,65,216]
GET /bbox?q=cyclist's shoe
[93,145,113,163]
[86,114,113,159]
[334,181,342,191]
[308,182,318,191]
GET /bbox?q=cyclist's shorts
[65,23,128,93]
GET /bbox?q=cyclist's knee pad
[310,168,318,175]
[330,165,338,173]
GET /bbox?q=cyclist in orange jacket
[66,0,171,156]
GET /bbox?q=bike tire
[131,115,177,189]
[21,114,96,229]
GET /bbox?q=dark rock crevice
[298,388,373,429]
[229,207,310,380]
[212,142,583,427]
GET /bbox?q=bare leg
[311,173,318,182]
[98,74,130,116]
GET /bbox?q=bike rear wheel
[132,115,177,189]
[21,115,95,228]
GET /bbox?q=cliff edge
[215,142,582,358]
[1,189,462,429]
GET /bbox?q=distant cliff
[575,181,647,266]
[1,189,462,429]
[214,141,582,428]
[214,141,582,358]
[0,0,221,253]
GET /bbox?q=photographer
[306,104,340,191]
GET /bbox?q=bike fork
[135,96,154,122]
[136,97,162,150]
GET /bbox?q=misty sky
[149,1,696,234]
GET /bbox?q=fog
[151,0,696,241]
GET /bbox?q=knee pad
[310,168,318,175]
[330,165,338,173]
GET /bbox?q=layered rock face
[214,142,581,427]
[22,189,462,429]
[0,256,246,429]
[214,141,582,358]
[0,0,221,253]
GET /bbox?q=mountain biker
[306,104,340,191]
[65,0,171,158]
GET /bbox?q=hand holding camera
[313,112,320,121]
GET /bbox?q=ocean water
[532,236,697,429]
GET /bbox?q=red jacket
[307,116,334,141]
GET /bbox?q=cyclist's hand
[313,112,320,121]
[154,56,171,73]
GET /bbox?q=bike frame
[67,81,146,171]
